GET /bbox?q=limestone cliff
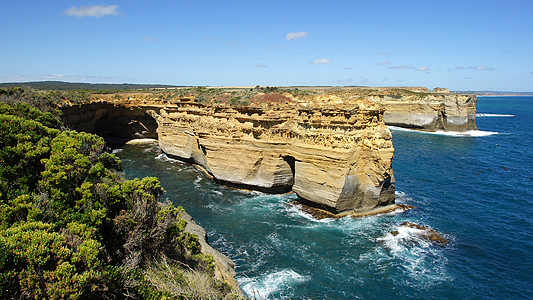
[148,95,395,214]
[60,91,396,215]
[335,87,477,131]
[59,87,477,216]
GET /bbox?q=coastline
[181,212,245,296]
[121,138,245,295]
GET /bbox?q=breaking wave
[387,126,498,137]
[476,113,514,117]
[376,224,452,286]
[238,269,310,299]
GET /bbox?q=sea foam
[387,126,498,137]
[377,224,451,286]
[238,269,310,299]
[476,113,515,117]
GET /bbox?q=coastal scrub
[0,100,241,299]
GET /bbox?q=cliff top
[74,86,460,108]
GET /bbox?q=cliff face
[149,96,395,214]
[59,87,476,214]
[337,88,477,131]
[59,92,396,214]
[372,93,477,131]
[61,101,160,146]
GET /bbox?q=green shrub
[0,102,238,298]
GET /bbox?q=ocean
[115,96,533,299]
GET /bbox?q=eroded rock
[399,222,449,245]
[152,96,395,214]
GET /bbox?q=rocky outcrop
[339,88,477,131]
[60,95,396,214]
[181,212,244,294]
[390,222,449,245]
[432,87,450,93]
[373,93,477,131]
[148,95,395,214]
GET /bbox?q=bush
[0,102,237,299]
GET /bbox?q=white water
[387,125,498,137]
[377,224,451,286]
[238,269,310,299]
[476,113,515,117]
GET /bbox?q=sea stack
[150,94,396,215]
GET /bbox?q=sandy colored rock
[150,96,395,214]
[61,90,398,214]
[312,87,477,131]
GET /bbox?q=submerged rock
[399,222,449,245]
[290,200,339,220]
[291,200,415,220]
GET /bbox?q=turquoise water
[116,97,533,299]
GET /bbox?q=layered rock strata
[148,96,395,214]
[373,94,477,131]
[338,87,477,131]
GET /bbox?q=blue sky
[1,1,532,91]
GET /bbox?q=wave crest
[238,269,310,299]
[387,126,498,137]
[476,113,514,117]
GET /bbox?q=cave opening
[61,104,159,148]
[283,155,296,185]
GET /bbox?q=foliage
[0,112,59,202]
[0,103,235,299]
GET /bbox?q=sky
[1,0,532,91]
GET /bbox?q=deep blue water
[116,97,533,299]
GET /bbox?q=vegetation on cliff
[0,99,240,299]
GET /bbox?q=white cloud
[388,65,414,70]
[376,61,391,66]
[143,36,156,43]
[377,52,394,56]
[64,5,120,18]
[227,41,245,47]
[255,64,268,68]
[415,66,430,72]
[344,67,353,70]
[469,66,495,71]
[44,74,65,80]
[286,31,308,41]
[312,58,333,64]
[456,66,495,71]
